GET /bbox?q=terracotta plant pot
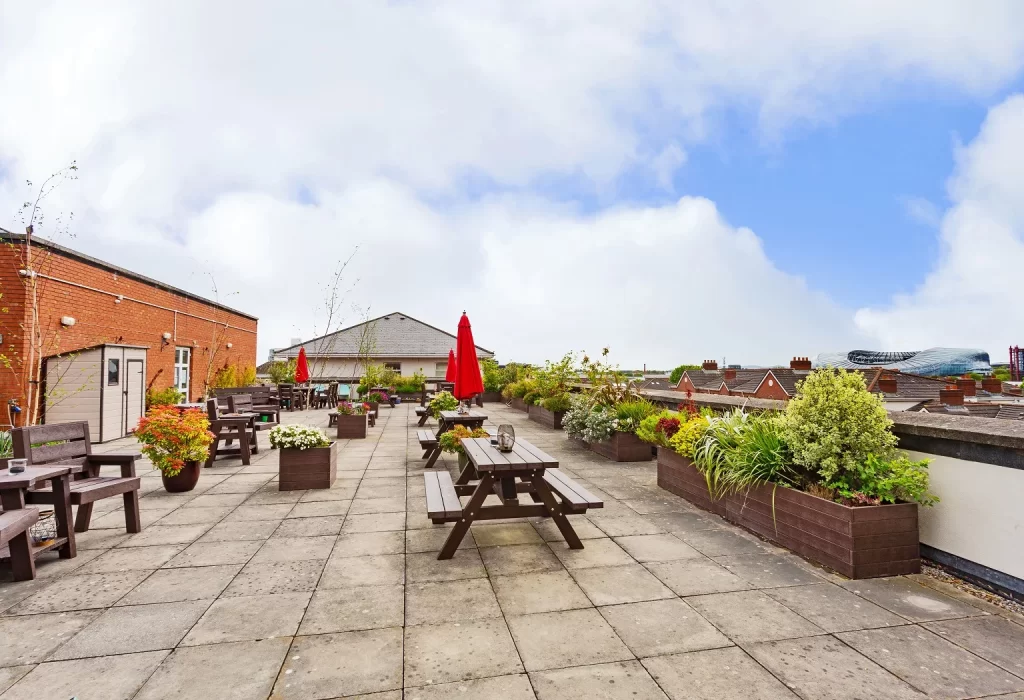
[161,460,201,493]
[279,442,338,491]
[336,413,368,439]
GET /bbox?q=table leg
[424,447,441,470]
[438,473,493,560]
[455,460,479,485]
[48,474,76,559]
[528,472,583,549]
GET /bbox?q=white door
[125,359,144,433]
[175,347,191,400]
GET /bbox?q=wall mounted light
[60,316,76,327]
[226,342,233,349]
[161,332,172,348]
[115,295,123,304]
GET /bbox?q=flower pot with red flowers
[336,401,368,439]
[134,407,215,493]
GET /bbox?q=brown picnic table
[418,410,487,469]
[0,465,80,580]
[425,436,603,559]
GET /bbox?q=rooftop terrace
[1,403,1022,699]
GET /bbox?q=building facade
[0,233,258,427]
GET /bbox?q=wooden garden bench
[0,508,40,580]
[543,469,604,514]
[424,471,462,523]
[227,394,280,430]
[12,421,142,533]
[415,407,429,426]
[206,399,258,467]
[417,429,438,459]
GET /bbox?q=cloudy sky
[3,1,1024,369]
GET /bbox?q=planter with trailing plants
[646,369,935,579]
[270,425,338,490]
[134,407,214,493]
[528,395,570,430]
[562,384,658,462]
[335,402,368,439]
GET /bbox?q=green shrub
[522,390,542,406]
[540,394,571,413]
[562,393,617,443]
[428,390,459,418]
[825,453,937,506]
[636,410,681,447]
[267,359,297,384]
[534,353,578,401]
[393,372,426,393]
[668,415,709,458]
[146,386,184,409]
[669,364,702,384]
[614,399,657,434]
[780,368,897,484]
[692,409,750,498]
[0,431,11,458]
[721,413,802,493]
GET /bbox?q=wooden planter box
[336,414,367,439]
[579,432,653,462]
[279,442,338,491]
[655,447,919,579]
[479,391,503,403]
[528,404,565,430]
[396,392,423,403]
[510,397,529,412]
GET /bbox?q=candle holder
[496,424,515,452]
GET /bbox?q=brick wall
[0,240,258,410]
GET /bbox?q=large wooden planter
[279,442,338,491]
[655,447,920,579]
[479,391,503,403]
[510,397,529,412]
[528,404,565,430]
[579,432,653,462]
[336,414,367,439]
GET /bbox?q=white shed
[42,344,148,443]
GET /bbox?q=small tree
[669,364,702,384]
[780,368,898,483]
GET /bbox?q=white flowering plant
[562,393,618,443]
[268,424,332,450]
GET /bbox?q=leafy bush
[693,409,751,498]
[580,349,643,407]
[268,424,331,450]
[146,386,184,409]
[540,394,571,413]
[428,390,459,417]
[781,368,898,484]
[135,407,214,477]
[393,372,426,393]
[669,364,702,384]
[267,359,297,384]
[366,391,387,404]
[825,453,937,506]
[211,362,257,389]
[0,431,12,458]
[336,401,367,415]
[669,415,710,458]
[482,358,502,392]
[533,353,578,401]
[562,393,617,443]
[359,364,399,395]
[614,399,658,434]
[636,411,681,447]
[439,425,490,454]
[522,390,542,406]
[720,413,802,494]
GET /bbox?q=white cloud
[856,95,1024,355]
[902,196,942,228]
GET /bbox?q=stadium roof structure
[814,348,992,377]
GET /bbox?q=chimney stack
[878,373,898,394]
[790,356,812,370]
[981,377,1003,394]
[702,360,718,371]
[724,368,737,381]
[956,378,976,397]
[940,386,965,406]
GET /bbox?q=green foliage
[522,390,542,406]
[669,364,702,384]
[393,372,426,394]
[825,453,937,506]
[720,413,803,494]
[439,425,490,454]
[992,367,1011,381]
[692,409,751,498]
[540,394,571,413]
[668,415,710,459]
[504,379,536,400]
[146,386,184,409]
[267,359,297,384]
[613,399,658,434]
[481,358,502,392]
[428,390,459,417]
[580,348,641,407]
[780,368,897,483]
[359,364,399,394]
[636,410,681,447]
[533,353,578,400]
[562,393,617,443]
[211,362,257,389]
[0,431,11,458]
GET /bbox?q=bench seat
[415,407,430,426]
[0,508,39,549]
[417,429,438,448]
[543,469,604,513]
[425,471,462,522]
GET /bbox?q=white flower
[268,424,331,450]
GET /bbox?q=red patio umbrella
[445,349,457,382]
[295,347,310,383]
[452,312,484,401]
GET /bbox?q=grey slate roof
[274,312,494,359]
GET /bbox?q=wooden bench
[424,471,462,523]
[543,469,604,514]
[415,407,430,426]
[228,394,280,430]
[12,422,142,533]
[206,399,258,467]
[0,508,40,580]
[417,429,439,460]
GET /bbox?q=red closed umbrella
[452,312,484,400]
[445,349,457,382]
[295,347,310,383]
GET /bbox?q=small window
[107,358,120,385]
[384,362,401,373]
[435,362,447,378]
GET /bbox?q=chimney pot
[702,360,718,371]
[955,378,976,397]
[790,356,812,370]
[940,387,965,406]
[981,377,1003,393]
[878,373,898,394]
[724,368,737,381]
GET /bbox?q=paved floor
[2,402,1023,699]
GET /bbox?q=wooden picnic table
[426,436,602,559]
[0,465,80,579]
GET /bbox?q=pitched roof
[274,312,494,359]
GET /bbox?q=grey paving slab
[571,563,675,605]
[588,514,665,537]
[549,537,634,570]
[613,533,703,562]
[181,592,310,645]
[766,583,908,633]
[289,499,352,518]
[747,635,927,700]
[532,517,606,542]
[198,519,280,542]
[77,544,185,573]
[221,558,325,596]
[0,650,169,700]
[164,539,262,567]
[349,496,407,514]
[226,503,297,521]
[251,535,336,562]
[155,505,234,525]
[643,646,800,700]
[837,625,1024,699]
[405,673,535,700]
[119,523,213,546]
[134,638,290,700]
[717,552,824,588]
[404,618,523,686]
[0,666,31,695]
[0,610,99,666]
[531,660,669,700]
[50,600,210,659]
[645,557,751,596]
[116,564,241,605]
[599,598,732,657]
[925,614,1024,678]
[677,527,768,556]
[319,553,405,587]
[9,570,152,613]
[507,608,633,672]
[480,543,564,577]
[839,577,987,622]
[299,585,405,634]
[333,530,405,557]
[490,570,593,615]
[688,590,824,643]
[274,514,345,537]
[406,578,501,626]
[343,511,407,532]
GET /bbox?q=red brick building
[0,232,258,427]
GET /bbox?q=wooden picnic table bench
[228,394,280,430]
[420,410,488,469]
[425,436,602,559]
[417,429,439,458]
[0,464,80,580]
[415,407,430,426]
